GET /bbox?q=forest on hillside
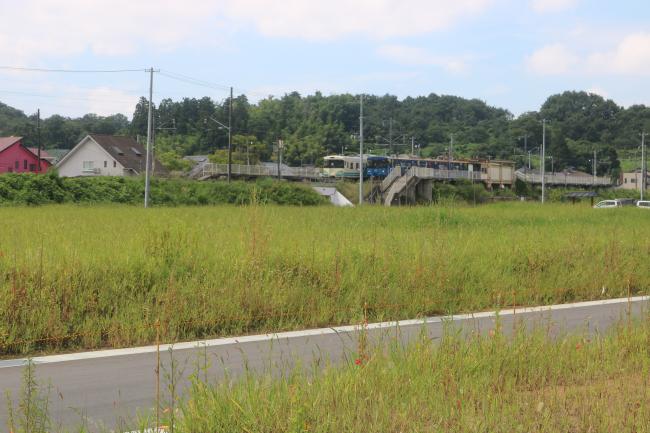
[2,90,650,176]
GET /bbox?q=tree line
[2,90,650,176]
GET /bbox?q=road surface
[1,296,647,432]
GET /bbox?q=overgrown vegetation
[0,203,648,356]
[5,360,51,433]
[174,320,650,432]
[0,173,326,206]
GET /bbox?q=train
[322,155,480,179]
[320,154,514,188]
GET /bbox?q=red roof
[0,136,22,153]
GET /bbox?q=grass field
[171,318,650,433]
[1,202,649,355]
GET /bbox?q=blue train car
[364,156,391,178]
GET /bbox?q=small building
[56,134,166,177]
[620,169,649,191]
[480,159,515,188]
[0,136,52,174]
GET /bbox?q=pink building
[0,137,51,174]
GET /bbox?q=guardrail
[405,166,482,181]
[515,171,612,186]
[201,163,322,179]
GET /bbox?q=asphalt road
[1,296,647,432]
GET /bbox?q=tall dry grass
[0,202,648,355]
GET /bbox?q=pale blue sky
[1,0,649,118]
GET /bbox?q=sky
[1,0,650,119]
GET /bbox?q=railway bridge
[197,163,323,181]
[379,166,482,206]
[514,169,612,187]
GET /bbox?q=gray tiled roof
[89,134,167,175]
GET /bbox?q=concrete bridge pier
[416,179,433,203]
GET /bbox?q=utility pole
[411,136,415,156]
[642,132,647,201]
[36,109,41,172]
[527,150,532,170]
[450,134,454,162]
[145,67,154,208]
[593,149,597,186]
[359,94,364,206]
[522,134,528,154]
[448,134,454,178]
[388,118,393,155]
[277,139,283,181]
[541,119,547,204]
[227,86,233,183]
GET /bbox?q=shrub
[0,174,327,207]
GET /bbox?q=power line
[0,66,146,73]
[159,70,231,92]
[159,70,272,99]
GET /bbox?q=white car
[593,200,622,208]
[637,200,650,209]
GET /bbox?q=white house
[56,134,166,177]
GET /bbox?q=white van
[593,200,622,208]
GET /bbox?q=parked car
[636,200,650,209]
[593,200,622,208]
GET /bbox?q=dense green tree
[6,88,650,175]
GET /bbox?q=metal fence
[406,166,482,181]
[201,163,322,179]
[515,171,612,186]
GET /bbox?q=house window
[113,161,117,168]
[631,178,637,184]
[83,161,94,172]
[29,164,36,172]
[15,161,19,170]
[104,161,108,168]
[624,178,628,184]
[23,160,27,169]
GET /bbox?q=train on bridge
[323,154,514,188]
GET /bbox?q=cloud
[0,0,221,61]
[526,44,578,75]
[377,45,468,73]
[223,0,494,40]
[530,0,579,13]
[0,0,495,63]
[528,32,650,77]
[587,33,650,75]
